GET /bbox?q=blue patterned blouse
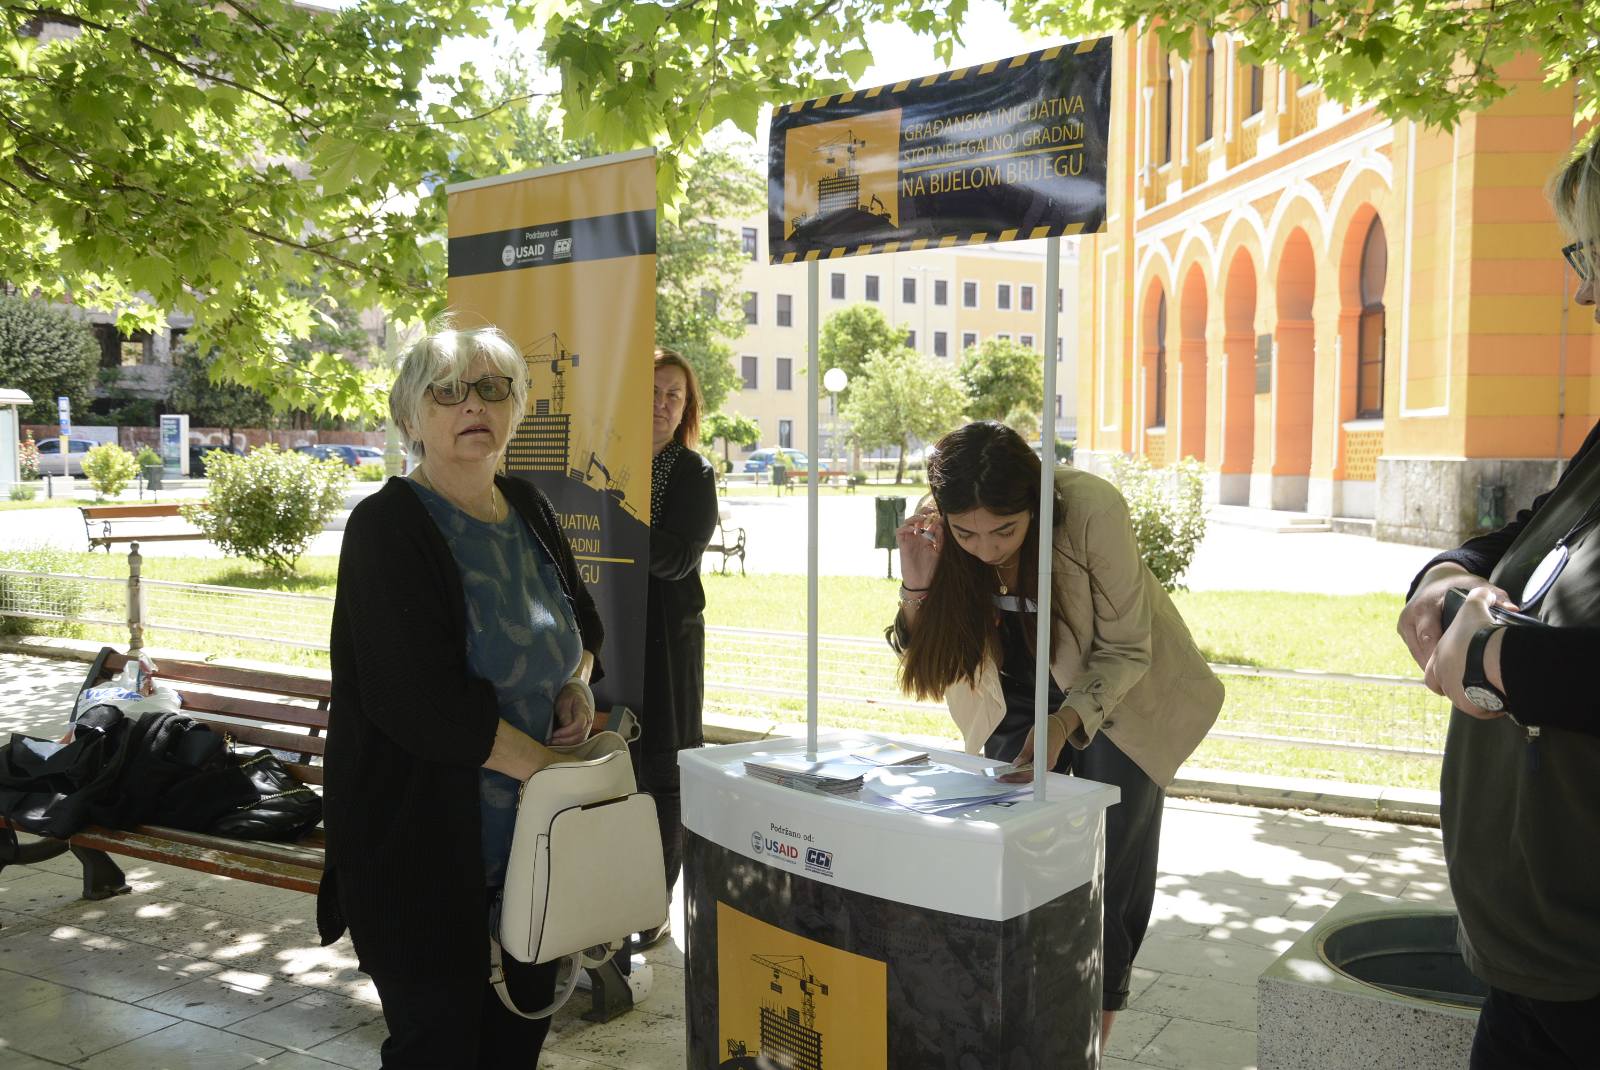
[411,479,583,888]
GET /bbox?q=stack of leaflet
[742,753,874,795]
[861,763,1031,815]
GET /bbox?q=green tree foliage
[1106,454,1207,592]
[1017,0,1600,128]
[818,305,910,401]
[701,410,761,470]
[81,442,138,498]
[2,1,957,421]
[0,295,98,424]
[166,343,274,442]
[842,348,966,483]
[959,338,1043,426]
[183,445,349,573]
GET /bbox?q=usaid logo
[804,847,834,877]
[750,831,800,864]
[554,237,572,258]
[501,245,516,267]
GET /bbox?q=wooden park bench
[81,503,206,552]
[0,646,642,1022]
[705,507,747,575]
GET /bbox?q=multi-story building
[720,217,1080,461]
[1076,21,1598,545]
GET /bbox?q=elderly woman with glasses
[1397,134,1600,1068]
[317,325,604,1068]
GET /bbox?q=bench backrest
[80,504,187,520]
[80,647,331,787]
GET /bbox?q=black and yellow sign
[767,38,1113,263]
[716,901,887,1069]
[446,151,656,712]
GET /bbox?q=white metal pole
[807,259,821,760]
[1034,236,1062,800]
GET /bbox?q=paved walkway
[2,482,1443,594]
[0,653,1452,1069]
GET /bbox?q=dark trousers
[1470,985,1600,1069]
[367,952,558,1068]
[632,735,690,894]
[985,727,1164,1011]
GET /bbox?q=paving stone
[300,1018,384,1070]
[227,989,382,1051]
[1132,973,1257,1032]
[75,1018,283,1070]
[137,974,315,1027]
[1104,1006,1170,1062]
[1133,1017,1258,1070]
[1132,933,1284,988]
[0,987,179,1065]
[27,943,217,1003]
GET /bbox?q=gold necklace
[994,564,1010,595]
[413,468,504,522]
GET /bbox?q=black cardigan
[1409,417,1600,735]
[316,475,603,974]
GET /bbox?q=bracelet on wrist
[899,593,928,609]
[900,583,929,593]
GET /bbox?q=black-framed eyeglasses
[427,376,513,405]
[1562,240,1594,283]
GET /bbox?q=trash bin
[1476,482,1505,531]
[771,464,788,487]
[874,496,905,579]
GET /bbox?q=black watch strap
[1463,625,1508,712]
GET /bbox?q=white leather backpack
[491,721,668,1018]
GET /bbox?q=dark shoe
[635,920,671,949]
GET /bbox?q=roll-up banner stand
[446,149,657,713]
[683,39,1116,1069]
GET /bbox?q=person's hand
[549,680,595,747]
[998,708,1079,783]
[895,500,943,592]
[1423,586,1507,718]
[1398,566,1508,673]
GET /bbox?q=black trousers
[1470,985,1600,1069]
[985,727,1164,1011]
[367,951,558,1068]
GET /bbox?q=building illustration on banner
[507,330,639,521]
[724,953,830,1070]
[783,112,903,247]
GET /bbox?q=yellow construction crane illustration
[525,332,581,415]
[814,130,866,178]
[752,954,829,1032]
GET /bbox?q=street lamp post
[823,367,849,474]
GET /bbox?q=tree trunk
[895,439,907,484]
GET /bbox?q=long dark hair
[900,421,1067,701]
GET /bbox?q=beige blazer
[942,467,1224,787]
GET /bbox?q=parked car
[33,437,93,477]
[189,444,245,478]
[742,447,809,474]
[293,443,383,468]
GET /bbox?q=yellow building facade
[721,217,1078,462]
[1076,29,1599,545]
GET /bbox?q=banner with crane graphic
[446,149,656,713]
[767,37,1113,262]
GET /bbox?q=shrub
[18,431,38,481]
[354,462,385,482]
[183,445,349,572]
[134,445,161,468]
[1107,454,1207,592]
[9,484,36,501]
[0,544,84,637]
[82,442,139,498]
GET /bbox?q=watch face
[1464,685,1506,713]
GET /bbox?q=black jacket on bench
[317,475,604,977]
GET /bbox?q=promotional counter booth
[680,36,1118,1069]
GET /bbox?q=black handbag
[207,750,322,841]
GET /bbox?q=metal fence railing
[0,572,1449,787]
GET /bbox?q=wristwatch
[1462,625,1508,713]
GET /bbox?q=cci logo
[804,848,833,876]
[500,245,516,267]
[554,237,572,257]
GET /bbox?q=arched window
[1161,56,1174,164]
[1154,293,1168,426]
[1357,216,1387,419]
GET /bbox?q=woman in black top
[317,326,604,1067]
[1396,135,1600,1069]
[636,346,719,943]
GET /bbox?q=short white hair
[389,323,527,458]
